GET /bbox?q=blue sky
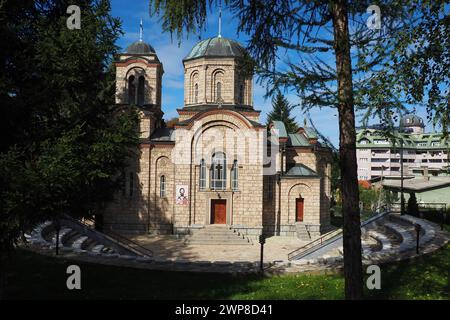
[110,0,431,146]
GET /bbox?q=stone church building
[104,36,332,240]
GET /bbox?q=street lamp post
[400,136,405,216]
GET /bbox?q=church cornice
[115,57,162,70]
[174,109,264,130]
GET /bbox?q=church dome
[125,40,155,55]
[400,114,425,128]
[184,37,246,61]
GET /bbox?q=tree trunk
[330,0,363,299]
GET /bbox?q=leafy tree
[359,186,379,212]
[360,1,449,135]
[266,92,298,133]
[149,0,395,299]
[0,0,138,297]
[407,192,419,217]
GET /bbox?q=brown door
[211,199,227,224]
[296,198,304,222]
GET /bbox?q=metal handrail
[287,208,390,261]
[105,227,154,258]
[288,228,342,260]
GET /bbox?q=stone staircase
[295,224,311,241]
[184,225,252,245]
[38,223,117,255]
[26,219,146,257]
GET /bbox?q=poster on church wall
[175,185,189,205]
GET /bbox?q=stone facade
[104,37,332,240]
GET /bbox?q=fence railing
[287,208,390,261]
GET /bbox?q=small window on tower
[160,175,166,198]
[137,76,145,106]
[128,75,136,105]
[216,82,222,101]
[194,83,198,103]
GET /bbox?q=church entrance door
[211,199,226,224]
[296,198,304,222]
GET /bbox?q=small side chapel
[104,31,332,240]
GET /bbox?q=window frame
[160,175,166,198]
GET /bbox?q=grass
[4,249,344,300]
[4,234,450,300]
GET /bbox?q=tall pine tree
[0,0,138,297]
[266,93,298,133]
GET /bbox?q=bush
[406,193,419,217]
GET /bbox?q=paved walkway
[128,234,309,262]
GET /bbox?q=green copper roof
[356,129,449,150]
[285,164,318,177]
[304,127,318,139]
[184,37,245,61]
[150,128,174,142]
[288,133,310,147]
[125,41,155,54]
[271,121,288,138]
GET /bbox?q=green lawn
[4,237,450,299]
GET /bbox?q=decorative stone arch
[287,183,312,223]
[189,70,200,104]
[211,68,225,102]
[182,109,255,130]
[125,66,147,105]
[154,155,172,220]
[192,121,240,166]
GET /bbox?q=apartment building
[356,114,450,180]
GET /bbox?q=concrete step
[92,244,105,253]
[186,236,249,242]
[72,236,89,249]
[52,227,72,244]
[186,225,252,245]
[62,230,81,247]
[186,239,251,245]
[81,237,98,251]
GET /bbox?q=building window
[129,172,134,197]
[199,159,206,190]
[216,82,222,101]
[231,160,238,191]
[137,75,145,106]
[160,175,166,198]
[194,83,198,103]
[211,152,226,190]
[128,75,136,104]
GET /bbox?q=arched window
[216,82,222,101]
[211,152,226,190]
[199,159,206,190]
[137,76,145,106]
[194,83,199,103]
[160,175,166,198]
[128,75,136,104]
[231,160,238,191]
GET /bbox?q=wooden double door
[211,199,227,224]
[296,197,304,222]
